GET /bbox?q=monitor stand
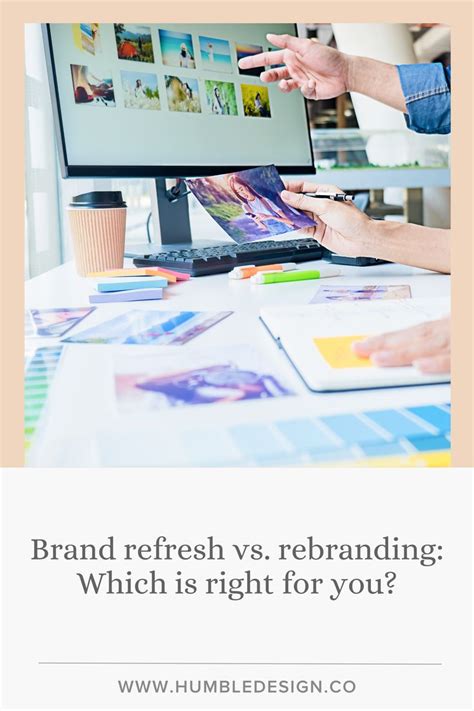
[124,177,228,258]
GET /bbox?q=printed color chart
[24,346,63,457]
[182,403,451,467]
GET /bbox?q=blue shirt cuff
[397,63,451,135]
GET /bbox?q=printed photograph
[236,42,264,76]
[70,65,115,106]
[121,71,160,110]
[72,23,101,55]
[199,35,233,73]
[28,307,96,338]
[311,285,413,304]
[204,80,238,116]
[116,363,293,411]
[114,345,293,413]
[159,29,196,69]
[187,165,315,243]
[241,84,271,118]
[62,310,231,346]
[165,75,201,113]
[114,24,154,63]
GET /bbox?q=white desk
[25,260,450,467]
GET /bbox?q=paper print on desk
[311,285,412,304]
[114,347,294,412]
[313,335,373,369]
[62,310,232,345]
[28,307,96,337]
[187,165,316,244]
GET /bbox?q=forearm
[346,55,407,112]
[363,220,450,273]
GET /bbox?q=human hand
[281,181,377,258]
[238,33,350,99]
[352,317,451,373]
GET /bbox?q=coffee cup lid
[70,191,127,208]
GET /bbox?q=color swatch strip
[183,403,451,468]
[24,346,63,457]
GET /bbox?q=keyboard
[132,238,324,276]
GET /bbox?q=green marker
[251,267,341,284]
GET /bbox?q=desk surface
[25,260,450,467]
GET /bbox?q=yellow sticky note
[313,335,372,369]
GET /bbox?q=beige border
[1,1,472,466]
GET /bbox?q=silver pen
[303,192,354,202]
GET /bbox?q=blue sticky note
[89,289,163,304]
[97,278,167,292]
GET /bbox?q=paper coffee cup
[67,191,127,276]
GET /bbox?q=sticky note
[97,278,167,292]
[88,267,177,282]
[89,288,163,303]
[313,335,372,369]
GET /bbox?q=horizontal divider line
[38,661,443,666]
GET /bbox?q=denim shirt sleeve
[397,63,451,134]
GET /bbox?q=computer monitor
[43,23,315,246]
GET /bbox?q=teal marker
[251,267,341,284]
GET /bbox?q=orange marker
[228,263,297,280]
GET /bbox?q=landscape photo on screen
[241,84,271,118]
[187,165,316,243]
[121,71,160,110]
[199,35,233,73]
[114,24,154,63]
[236,42,264,76]
[204,80,238,115]
[70,65,115,106]
[166,75,201,113]
[72,23,102,55]
[159,29,196,69]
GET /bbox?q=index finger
[283,180,345,194]
[283,179,318,193]
[238,48,285,70]
[267,33,312,53]
[352,323,428,356]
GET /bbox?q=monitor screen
[45,23,314,177]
